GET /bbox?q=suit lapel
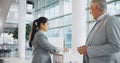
[86,14,109,46]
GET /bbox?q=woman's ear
[40,23,44,29]
[40,23,43,26]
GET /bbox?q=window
[107,1,120,15]
[45,7,50,18]
[49,5,55,19]
[64,0,71,14]
[54,3,59,17]
[45,0,55,5]
[63,26,72,48]
[38,10,41,17]
[37,0,41,9]
[47,29,60,37]
[35,0,72,48]
[63,15,72,26]
[49,19,60,28]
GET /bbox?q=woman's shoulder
[35,31,45,37]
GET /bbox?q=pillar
[72,0,87,62]
[18,0,26,59]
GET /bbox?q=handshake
[50,48,69,54]
[63,48,69,52]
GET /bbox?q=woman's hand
[63,48,69,52]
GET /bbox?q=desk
[53,53,63,63]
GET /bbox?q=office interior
[0,0,120,63]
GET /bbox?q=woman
[29,17,68,63]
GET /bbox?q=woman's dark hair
[29,17,48,47]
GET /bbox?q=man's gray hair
[91,0,107,11]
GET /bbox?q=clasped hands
[77,45,87,56]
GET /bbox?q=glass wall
[34,0,72,48]
[64,0,72,14]
[34,0,120,48]
[107,1,120,15]
[44,2,59,19]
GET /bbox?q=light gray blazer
[84,14,120,63]
[31,31,59,63]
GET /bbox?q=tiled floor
[0,50,32,63]
[0,57,32,63]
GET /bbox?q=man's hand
[77,46,87,55]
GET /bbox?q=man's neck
[95,11,106,21]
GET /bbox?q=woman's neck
[39,29,44,32]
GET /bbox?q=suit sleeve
[87,17,120,58]
[36,34,61,53]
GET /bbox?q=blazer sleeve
[87,16,120,58]
[36,33,61,53]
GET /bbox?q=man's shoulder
[105,15,120,27]
[107,14,119,19]
[105,14,119,21]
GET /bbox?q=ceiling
[0,0,34,34]
[0,0,12,34]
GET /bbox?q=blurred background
[0,0,120,63]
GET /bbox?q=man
[77,0,120,63]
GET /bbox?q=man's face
[90,3,99,20]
